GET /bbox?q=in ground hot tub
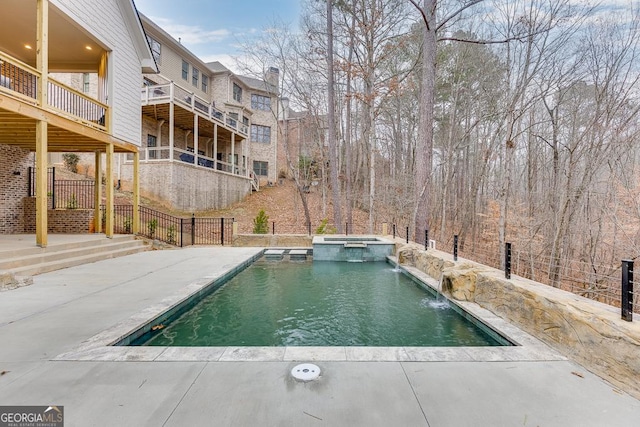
[312,236,395,262]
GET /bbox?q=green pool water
[138,260,505,347]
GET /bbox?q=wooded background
[239,0,640,308]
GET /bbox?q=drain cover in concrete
[291,363,321,382]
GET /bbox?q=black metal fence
[28,166,55,201]
[254,221,377,235]
[98,206,232,247]
[392,224,638,321]
[28,167,94,209]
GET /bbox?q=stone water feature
[312,236,395,262]
[396,242,640,400]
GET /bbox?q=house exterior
[208,61,280,186]
[119,14,260,212]
[0,0,156,246]
[278,99,326,185]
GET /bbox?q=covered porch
[139,81,254,183]
[0,0,143,247]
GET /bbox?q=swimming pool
[129,258,510,347]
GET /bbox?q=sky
[134,0,301,71]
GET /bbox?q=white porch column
[213,124,218,170]
[194,115,199,166]
[169,82,175,161]
[231,133,235,174]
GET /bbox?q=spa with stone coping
[312,236,395,262]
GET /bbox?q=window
[251,124,271,143]
[182,60,189,81]
[147,134,157,159]
[202,75,208,93]
[233,83,242,102]
[251,94,271,111]
[147,36,161,64]
[82,73,90,93]
[253,161,268,177]
[192,67,199,87]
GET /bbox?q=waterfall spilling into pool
[312,236,395,262]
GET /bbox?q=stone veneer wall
[120,161,252,212]
[23,198,93,233]
[0,145,33,233]
[396,242,640,400]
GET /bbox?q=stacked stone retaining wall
[396,242,640,400]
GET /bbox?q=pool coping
[53,251,565,363]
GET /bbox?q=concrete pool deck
[0,247,638,426]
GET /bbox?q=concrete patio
[0,245,638,426]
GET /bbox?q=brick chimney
[266,67,279,93]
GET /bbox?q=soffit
[0,0,104,72]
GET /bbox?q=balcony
[0,51,109,133]
[0,0,124,153]
[138,81,249,179]
[141,82,248,136]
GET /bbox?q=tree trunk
[413,0,436,243]
[326,0,343,232]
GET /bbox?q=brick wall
[0,145,33,233]
[209,73,279,184]
[23,198,93,234]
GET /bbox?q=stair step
[4,245,149,277]
[0,239,146,270]
[3,235,136,258]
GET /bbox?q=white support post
[169,82,175,161]
[231,133,235,174]
[194,115,199,166]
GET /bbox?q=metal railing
[0,51,38,102]
[1,51,109,130]
[241,221,375,236]
[28,166,55,202]
[140,81,248,136]
[98,205,233,247]
[392,224,639,319]
[28,167,94,209]
[48,78,108,130]
[54,180,94,209]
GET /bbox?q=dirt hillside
[203,179,372,234]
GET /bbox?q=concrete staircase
[0,235,149,280]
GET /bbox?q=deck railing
[0,51,39,102]
[141,81,248,136]
[48,79,108,130]
[1,51,109,131]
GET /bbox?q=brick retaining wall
[23,197,93,233]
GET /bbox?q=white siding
[53,0,143,147]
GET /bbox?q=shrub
[167,224,177,244]
[253,210,269,234]
[66,193,78,209]
[315,219,336,235]
[123,216,133,234]
[62,153,80,173]
[148,218,158,238]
